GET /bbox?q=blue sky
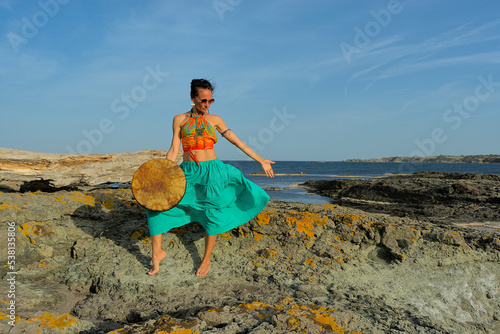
[1,0,499,161]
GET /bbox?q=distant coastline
[345,154,500,164]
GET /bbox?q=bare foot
[196,260,210,277]
[148,250,167,276]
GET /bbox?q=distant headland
[345,154,500,164]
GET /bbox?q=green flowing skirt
[147,158,270,236]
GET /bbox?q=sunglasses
[196,97,215,104]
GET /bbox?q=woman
[147,79,275,277]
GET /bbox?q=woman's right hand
[260,159,275,178]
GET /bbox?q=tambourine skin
[132,159,186,211]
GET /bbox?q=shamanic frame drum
[132,159,186,212]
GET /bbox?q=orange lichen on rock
[241,301,272,310]
[255,213,270,226]
[239,301,277,321]
[360,221,374,229]
[285,304,355,333]
[20,221,55,244]
[0,202,20,210]
[52,195,67,204]
[156,329,199,334]
[304,258,317,266]
[254,232,263,241]
[341,214,365,224]
[232,226,249,237]
[287,316,301,329]
[26,312,78,329]
[0,311,21,323]
[311,308,346,333]
[130,230,149,243]
[131,230,144,239]
[203,307,223,313]
[286,211,330,241]
[260,248,277,258]
[20,221,55,236]
[220,232,232,239]
[72,192,95,206]
[196,300,363,333]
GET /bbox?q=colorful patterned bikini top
[181,111,218,153]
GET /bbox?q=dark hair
[190,79,215,98]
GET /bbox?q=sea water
[223,161,500,204]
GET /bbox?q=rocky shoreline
[298,171,500,231]
[0,149,499,333]
[345,154,500,164]
[0,148,182,192]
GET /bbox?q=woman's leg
[196,233,217,277]
[148,233,167,275]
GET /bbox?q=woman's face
[191,88,214,114]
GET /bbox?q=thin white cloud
[376,51,500,81]
[346,20,500,88]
